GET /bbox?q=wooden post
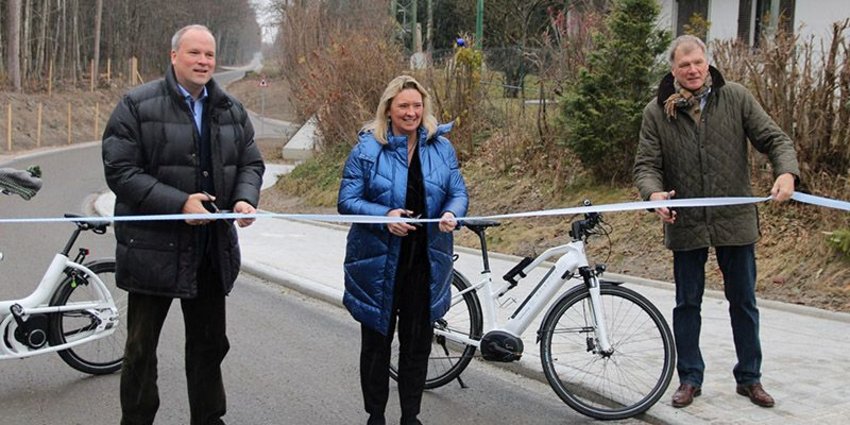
[107,58,111,82]
[129,57,138,85]
[6,104,11,151]
[67,102,72,145]
[90,59,95,92]
[94,102,100,140]
[37,103,43,148]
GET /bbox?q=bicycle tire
[539,283,674,420]
[390,270,483,389]
[48,260,126,375]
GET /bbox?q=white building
[657,0,849,47]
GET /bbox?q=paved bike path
[235,216,850,425]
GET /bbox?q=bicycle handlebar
[569,200,603,241]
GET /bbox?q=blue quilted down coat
[338,124,468,335]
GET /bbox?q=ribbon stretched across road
[0,191,846,225]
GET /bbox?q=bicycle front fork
[580,266,614,355]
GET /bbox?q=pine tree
[559,0,670,183]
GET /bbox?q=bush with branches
[713,19,850,189]
[275,0,406,152]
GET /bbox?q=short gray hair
[667,35,707,64]
[171,24,214,51]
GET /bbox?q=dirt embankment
[0,87,126,154]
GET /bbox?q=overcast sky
[253,0,278,44]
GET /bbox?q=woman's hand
[387,209,418,237]
[438,211,457,233]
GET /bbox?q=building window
[676,0,710,38]
[739,0,796,46]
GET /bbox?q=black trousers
[360,264,433,424]
[120,258,230,425]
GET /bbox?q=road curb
[241,260,344,308]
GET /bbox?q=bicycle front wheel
[540,284,674,420]
[390,270,483,389]
[48,260,126,375]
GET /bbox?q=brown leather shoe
[671,383,701,408]
[736,383,775,407]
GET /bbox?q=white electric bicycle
[390,202,675,420]
[0,211,125,375]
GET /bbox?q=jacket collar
[386,121,454,149]
[656,65,726,107]
[165,66,231,109]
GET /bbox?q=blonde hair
[362,75,438,145]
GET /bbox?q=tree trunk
[7,0,23,91]
[23,0,33,82]
[57,0,67,81]
[35,0,48,78]
[71,0,80,83]
[93,0,103,84]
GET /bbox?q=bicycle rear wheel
[390,270,483,389]
[48,260,126,375]
[540,283,674,420]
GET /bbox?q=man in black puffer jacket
[102,24,264,425]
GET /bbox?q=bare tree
[2,0,262,88]
[92,0,102,83]
[6,0,23,91]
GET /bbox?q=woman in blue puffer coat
[338,75,468,425]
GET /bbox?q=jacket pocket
[116,236,182,295]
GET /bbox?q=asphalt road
[0,146,646,424]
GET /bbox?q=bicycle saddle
[64,213,111,234]
[463,219,500,235]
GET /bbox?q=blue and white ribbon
[0,191,846,225]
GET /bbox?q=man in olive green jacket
[634,35,799,410]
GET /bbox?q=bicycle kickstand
[455,374,468,389]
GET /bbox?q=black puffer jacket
[102,67,264,298]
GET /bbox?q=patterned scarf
[663,73,713,120]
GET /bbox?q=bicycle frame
[0,252,119,360]
[438,238,613,354]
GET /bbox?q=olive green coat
[634,67,799,251]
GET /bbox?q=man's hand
[650,190,677,224]
[438,211,457,233]
[233,200,257,227]
[771,173,796,202]
[387,208,418,237]
[182,193,213,225]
